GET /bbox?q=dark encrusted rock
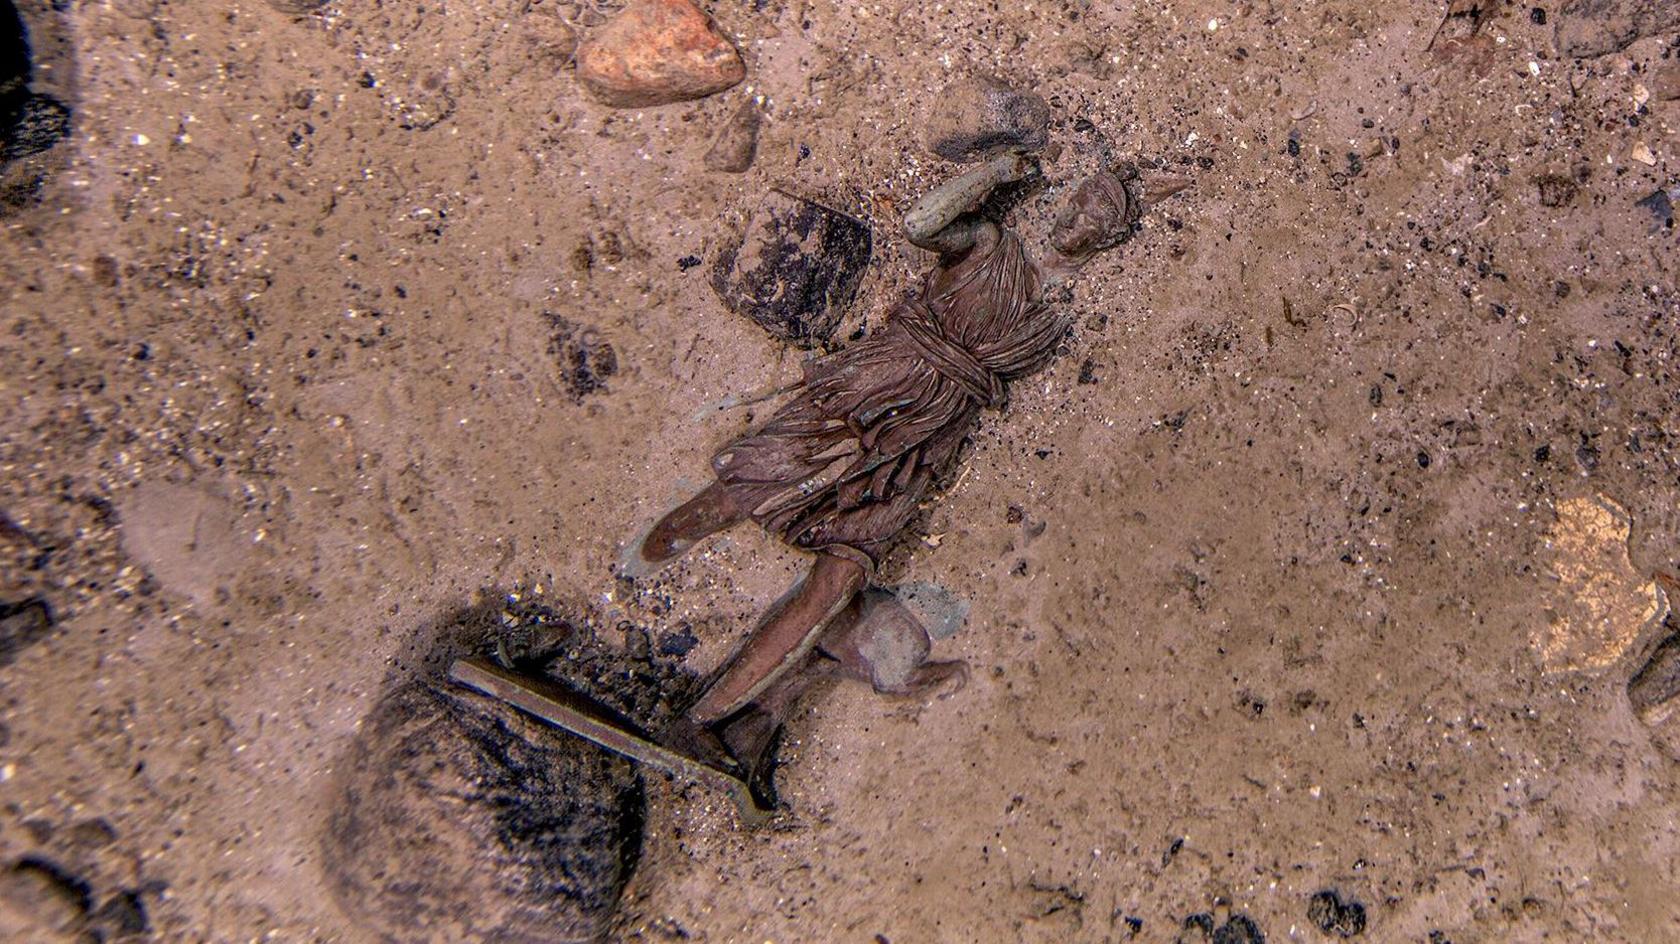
[1,93,70,164]
[709,189,872,347]
[923,76,1051,163]
[1534,173,1578,209]
[1554,0,1680,57]
[1630,628,1680,726]
[1635,188,1674,231]
[0,598,54,669]
[324,681,644,944]
[1307,889,1367,938]
[1177,911,1267,944]
[546,313,619,401]
[1,0,72,213]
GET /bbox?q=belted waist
[897,301,1007,407]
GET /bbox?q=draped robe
[708,229,1070,569]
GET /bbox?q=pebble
[1631,640,1680,724]
[575,0,745,108]
[1308,889,1369,938]
[264,0,328,13]
[1534,173,1578,208]
[704,98,762,172]
[1553,0,1680,57]
[1630,141,1656,166]
[0,860,89,944]
[0,599,54,669]
[1651,58,1680,101]
[709,189,872,347]
[922,75,1051,163]
[1635,188,1674,229]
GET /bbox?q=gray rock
[265,0,328,13]
[923,76,1051,163]
[0,599,53,669]
[0,860,90,944]
[710,189,872,347]
[1630,629,1680,726]
[1554,0,1680,57]
[2,0,72,212]
[1635,188,1674,231]
[324,682,643,944]
[704,98,761,173]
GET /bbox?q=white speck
[134,133,150,145]
[1528,61,1541,77]
[1207,17,1219,31]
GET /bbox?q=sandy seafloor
[2,0,1679,941]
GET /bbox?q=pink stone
[575,0,745,108]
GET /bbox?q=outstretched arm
[902,151,1034,254]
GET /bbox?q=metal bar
[447,657,771,826]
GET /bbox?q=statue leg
[687,552,868,724]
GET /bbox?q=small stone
[704,98,761,173]
[710,189,872,347]
[657,626,699,658]
[1554,0,1680,58]
[1634,188,1674,229]
[1630,141,1656,166]
[0,598,54,669]
[90,891,147,938]
[1176,911,1266,944]
[545,313,618,401]
[1307,889,1368,938]
[1535,173,1578,207]
[0,860,90,944]
[1650,58,1680,100]
[117,482,252,612]
[575,0,744,108]
[923,75,1051,163]
[265,0,328,13]
[1629,626,1680,726]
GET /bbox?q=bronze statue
[640,152,1186,778]
[452,152,1186,820]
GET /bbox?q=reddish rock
[575,0,744,108]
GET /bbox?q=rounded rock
[323,681,643,944]
[923,76,1051,163]
[575,0,744,108]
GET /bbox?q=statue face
[1050,173,1133,260]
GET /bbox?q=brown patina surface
[639,161,1147,743]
